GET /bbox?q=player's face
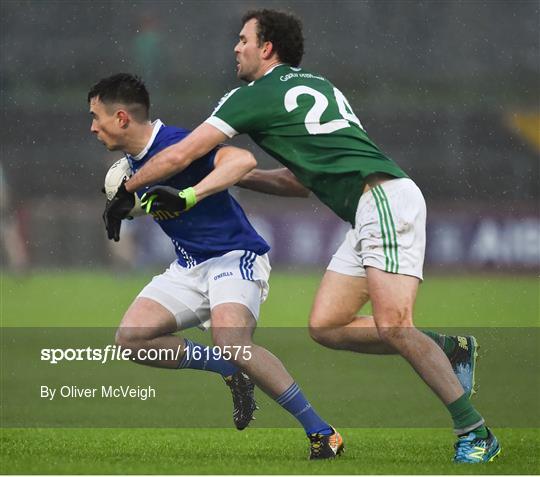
[235,19,264,82]
[89,97,124,151]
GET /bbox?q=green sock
[422,330,456,355]
[472,426,488,438]
[447,393,487,437]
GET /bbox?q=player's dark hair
[242,9,304,67]
[87,73,150,121]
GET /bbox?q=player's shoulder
[155,123,191,144]
[160,123,191,137]
[217,64,298,97]
[155,124,217,160]
[212,65,310,111]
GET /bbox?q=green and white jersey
[206,64,407,225]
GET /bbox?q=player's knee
[212,331,253,365]
[374,304,413,327]
[211,332,227,350]
[308,324,331,346]
[377,324,413,346]
[114,327,132,348]
[309,310,356,348]
[308,310,331,342]
[115,326,146,351]
[212,332,250,350]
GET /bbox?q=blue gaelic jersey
[126,120,269,268]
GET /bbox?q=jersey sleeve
[205,85,268,138]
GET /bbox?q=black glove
[102,180,135,242]
[140,186,197,214]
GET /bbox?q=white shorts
[138,250,271,331]
[327,178,426,280]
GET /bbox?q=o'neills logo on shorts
[214,272,234,281]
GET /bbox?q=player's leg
[309,270,465,356]
[115,296,185,368]
[367,268,498,462]
[207,249,343,459]
[367,269,464,401]
[362,178,497,462]
[116,261,241,376]
[211,299,343,459]
[309,270,394,354]
[211,298,292,398]
[310,191,478,396]
[116,262,257,430]
[116,295,241,376]
[309,270,478,394]
[208,252,295,398]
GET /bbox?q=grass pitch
[2,270,539,327]
[1,271,539,474]
[1,428,538,474]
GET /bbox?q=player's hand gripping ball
[103,157,145,218]
[102,158,145,241]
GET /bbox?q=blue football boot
[453,428,501,463]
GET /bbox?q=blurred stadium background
[1,0,538,273]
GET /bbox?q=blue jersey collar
[130,119,164,161]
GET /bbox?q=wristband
[179,187,197,210]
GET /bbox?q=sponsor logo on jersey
[280,72,325,82]
[151,210,182,221]
[213,271,234,280]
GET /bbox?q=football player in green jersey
[107,9,499,464]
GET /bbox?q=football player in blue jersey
[88,73,343,459]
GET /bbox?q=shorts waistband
[359,177,416,208]
[362,172,396,194]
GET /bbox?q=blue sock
[275,382,333,435]
[178,338,238,377]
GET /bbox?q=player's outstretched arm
[237,168,310,198]
[192,146,257,202]
[125,123,228,193]
[140,146,257,213]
